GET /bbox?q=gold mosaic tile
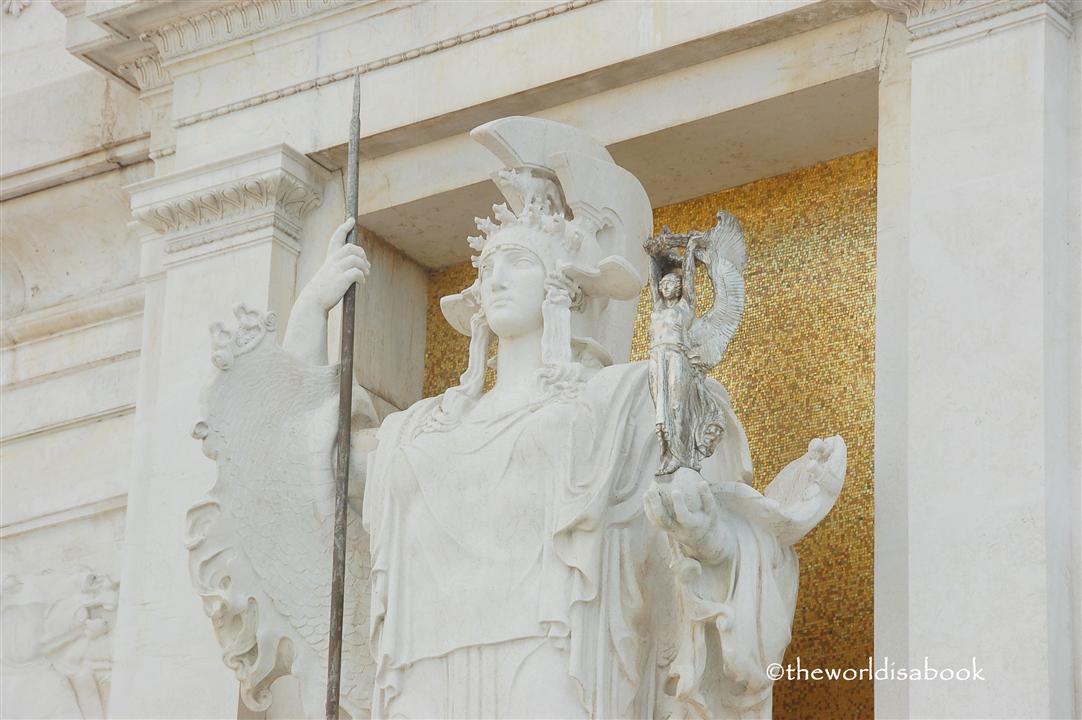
[424,149,877,719]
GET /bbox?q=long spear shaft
[326,71,361,720]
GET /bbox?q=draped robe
[361,360,803,719]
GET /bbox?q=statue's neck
[492,327,544,398]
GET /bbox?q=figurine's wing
[714,435,846,546]
[688,212,748,370]
[186,304,375,718]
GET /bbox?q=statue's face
[659,273,682,300]
[478,238,546,339]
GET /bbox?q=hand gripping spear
[326,71,361,720]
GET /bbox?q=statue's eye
[514,258,535,268]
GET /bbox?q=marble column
[109,145,328,718]
[875,1,1080,717]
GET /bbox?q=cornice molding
[0,284,144,350]
[0,493,127,537]
[56,0,367,94]
[0,135,150,203]
[139,0,350,62]
[149,146,177,161]
[872,0,1072,38]
[173,0,598,129]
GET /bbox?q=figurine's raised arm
[283,217,371,366]
[648,253,664,305]
[682,234,697,309]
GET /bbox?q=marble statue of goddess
[187,117,847,720]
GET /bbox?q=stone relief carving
[0,570,118,719]
[191,116,847,718]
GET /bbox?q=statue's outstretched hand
[301,217,371,312]
[759,435,846,545]
[644,468,735,566]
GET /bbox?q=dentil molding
[139,0,351,61]
[52,0,369,92]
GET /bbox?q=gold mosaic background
[423,149,877,719]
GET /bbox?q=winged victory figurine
[645,212,748,475]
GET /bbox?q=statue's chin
[486,314,543,340]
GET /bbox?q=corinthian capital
[872,0,1073,38]
[870,0,925,18]
[128,145,327,263]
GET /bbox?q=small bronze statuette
[644,211,748,476]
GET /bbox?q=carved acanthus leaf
[132,169,322,237]
[873,0,1072,35]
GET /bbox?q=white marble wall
[1,4,151,717]
[2,1,1079,718]
[0,0,144,592]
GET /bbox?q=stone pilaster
[109,145,327,719]
[872,1,1080,717]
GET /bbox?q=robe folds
[361,360,800,719]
